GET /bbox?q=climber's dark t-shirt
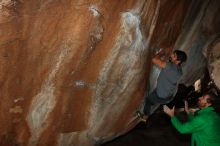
[156,62,182,98]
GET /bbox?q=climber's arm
[152,53,166,68]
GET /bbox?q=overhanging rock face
[0,0,219,146]
[207,39,220,89]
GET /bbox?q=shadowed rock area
[0,0,220,146]
[102,111,191,146]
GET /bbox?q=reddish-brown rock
[0,0,219,146]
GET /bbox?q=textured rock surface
[206,39,220,88]
[176,0,220,87]
[0,0,219,146]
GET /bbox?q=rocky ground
[102,109,191,146]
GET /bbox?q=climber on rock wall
[137,48,187,122]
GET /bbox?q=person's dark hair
[205,92,218,104]
[205,92,220,116]
[173,50,187,65]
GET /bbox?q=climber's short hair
[173,50,187,65]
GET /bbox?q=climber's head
[170,50,187,65]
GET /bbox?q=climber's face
[170,52,181,65]
[170,52,177,62]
